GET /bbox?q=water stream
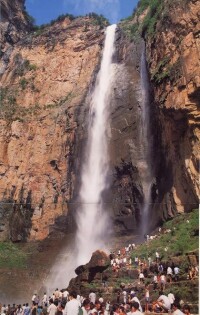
[45,24,117,291]
[139,44,153,234]
[75,24,117,266]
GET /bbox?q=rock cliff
[143,0,199,224]
[0,5,106,241]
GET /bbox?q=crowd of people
[0,289,193,315]
[0,228,198,314]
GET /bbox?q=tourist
[182,305,191,315]
[168,292,175,308]
[174,266,180,282]
[54,289,60,300]
[81,299,90,315]
[127,301,143,315]
[167,266,173,283]
[110,304,120,315]
[31,303,37,315]
[42,294,48,306]
[89,291,96,304]
[155,251,160,263]
[171,301,184,315]
[23,304,31,315]
[122,290,127,304]
[32,294,37,304]
[139,272,144,283]
[47,299,57,315]
[144,284,150,312]
[153,274,158,290]
[16,305,23,315]
[153,292,171,313]
[64,291,80,315]
[129,293,142,312]
[160,273,166,290]
[63,289,69,301]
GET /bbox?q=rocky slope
[68,210,199,313]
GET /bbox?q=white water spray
[75,24,117,266]
[45,25,116,292]
[140,45,153,233]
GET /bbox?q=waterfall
[75,24,117,266]
[45,25,116,293]
[139,44,153,234]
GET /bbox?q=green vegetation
[131,209,199,260]
[151,57,182,84]
[32,13,76,35]
[141,0,163,37]
[20,78,28,90]
[120,0,163,40]
[0,85,74,122]
[87,13,109,28]
[0,242,27,268]
[14,55,37,77]
[134,0,151,17]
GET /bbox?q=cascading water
[75,24,117,266]
[45,25,116,293]
[139,44,153,234]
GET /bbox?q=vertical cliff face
[0,9,106,241]
[108,32,148,234]
[143,0,199,223]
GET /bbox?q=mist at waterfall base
[45,25,117,292]
[139,45,153,235]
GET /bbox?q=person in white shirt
[129,294,142,312]
[139,272,144,283]
[153,274,158,290]
[89,290,96,304]
[42,293,48,306]
[172,301,184,315]
[31,294,37,303]
[64,291,80,315]
[154,294,171,312]
[1,305,6,314]
[155,251,160,262]
[167,266,173,283]
[81,299,90,315]
[160,274,166,290]
[174,266,180,281]
[47,299,57,315]
[168,292,175,307]
[63,289,69,301]
[127,301,144,315]
[122,290,127,303]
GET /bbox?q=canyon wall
[0,5,106,241]
[144,0,199,224]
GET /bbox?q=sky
[25,0,139,25]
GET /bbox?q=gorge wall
[0,1,106,241]
[0,0,199,242]
[143,0,199,224]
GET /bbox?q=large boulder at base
[75,250,110,275]
[69,250,110,291]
